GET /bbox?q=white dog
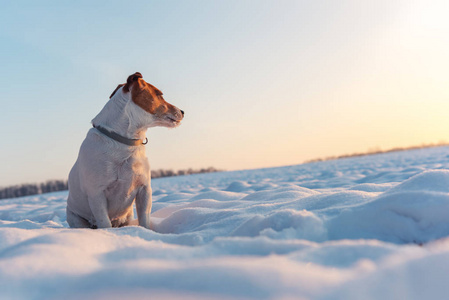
[66,72,184,229]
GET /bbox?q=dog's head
[111,72,184,128]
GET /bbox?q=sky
[0,0,448,186]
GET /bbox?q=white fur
[66,86,181,229]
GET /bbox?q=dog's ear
[127,72,143,84]
[123,72,143,92]
[109,84,125,99]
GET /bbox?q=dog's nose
[181,110,184,116]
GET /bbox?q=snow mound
[232,209,327,241]
[189,190,245,201]
[387,169,449,194]
[329,170,449,244]
[225,181,252,192]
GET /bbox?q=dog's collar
[93,124,148,146]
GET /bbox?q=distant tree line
[0,180,68,200]
[0,167,222,200]
[150,167,220,178]
[304,142,449,164]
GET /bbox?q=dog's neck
[91,87,152,141]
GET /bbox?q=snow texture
[2,147,449,299]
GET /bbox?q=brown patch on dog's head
[115,72,184,127]
[123,72,180,118]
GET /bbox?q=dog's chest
[105,154,150,206]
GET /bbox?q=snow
[2,147,449,299]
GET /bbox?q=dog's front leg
[135,186,152,229]
[88,192,112,228]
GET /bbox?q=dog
[66,72,184,229]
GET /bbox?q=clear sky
[0,0,448,186]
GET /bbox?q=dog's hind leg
[66,207,92,228]
[122,208,135,226]
[111,207,135,227]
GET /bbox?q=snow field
[1,147,449,299]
